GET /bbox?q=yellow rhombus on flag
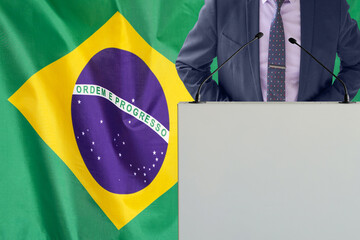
[9,12,192,230]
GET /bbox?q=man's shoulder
[205,0,247,15]
[213,0,246,4]
[206,0,246,9]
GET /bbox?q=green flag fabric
[0,1,200,239]
[1,1,360,239]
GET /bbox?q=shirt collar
[262,0,296,4]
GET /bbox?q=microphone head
[289,38,297,44]
[255,32,264,39]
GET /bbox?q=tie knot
[275,0,285,8]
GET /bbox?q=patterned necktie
[267,0,286,101]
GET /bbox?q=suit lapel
[246,0,262,101]
[298,0,315,101]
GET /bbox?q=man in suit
[176,0,360,101]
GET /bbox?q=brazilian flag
[0,1,359,239]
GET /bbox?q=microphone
[288,38,351,103]
[193,32,264,103]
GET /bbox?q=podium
[178,102,360,240]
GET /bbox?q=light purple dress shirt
[259,0,301,101]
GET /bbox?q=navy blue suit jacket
[176,0,360,101]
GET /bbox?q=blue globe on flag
[71,48,169,194]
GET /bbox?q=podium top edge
[178,101,358,105]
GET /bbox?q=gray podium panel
[178,103,360,240]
